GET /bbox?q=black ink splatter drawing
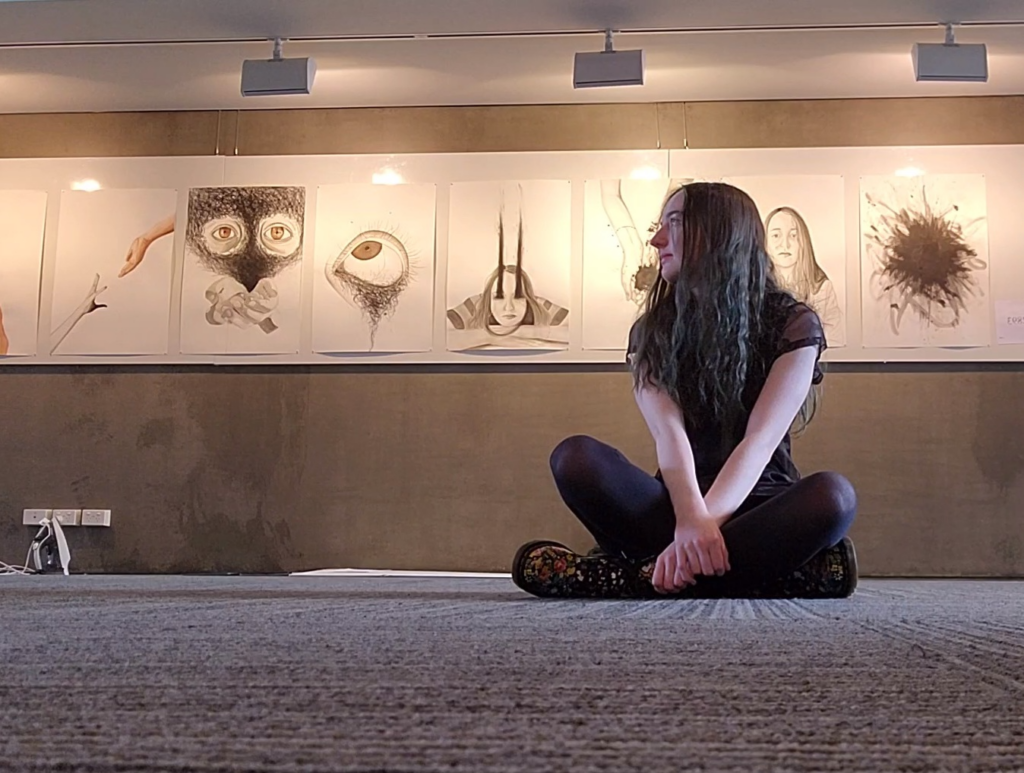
[864,180,987,336]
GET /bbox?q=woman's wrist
[673,503,712,530]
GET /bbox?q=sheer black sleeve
[776,302,827,385]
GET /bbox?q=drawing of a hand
[0,303,9,355]
[624,247,661,306]
[50,273,108,354]
[80,273,108,313]
[119,214,175,278]
[204,277,280,334]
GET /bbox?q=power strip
[82,509,112,527]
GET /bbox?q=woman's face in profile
[649,189,687,284]
[489,266,528,327]
[766,210,801,270]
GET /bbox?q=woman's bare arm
[703,346,819,525]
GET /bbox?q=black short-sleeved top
[631,292,826,498]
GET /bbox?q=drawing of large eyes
[202,217,246,255]
[337,229,409,285]
[258,214,302,257]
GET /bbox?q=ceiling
[0,0,1023,113]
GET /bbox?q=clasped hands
[651,516,730,594]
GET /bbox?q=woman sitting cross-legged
[512,182,858,600]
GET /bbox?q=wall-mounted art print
[447,180,571,352]
[725,175,847,347]
[179,186,305,355]
[860,174,990,348]
[50,189,176,355]
[0,190,47,356]
[582,177,691,350]
[313,183,436,353]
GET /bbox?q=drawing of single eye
[351,240,383,260]
[202,217,246,255]
[326,227,414,350]
[337,230,409,286]
[258,214,302,256]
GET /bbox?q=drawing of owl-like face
[186,187,305,292]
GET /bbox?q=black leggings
[550,435,857,592]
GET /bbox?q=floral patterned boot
[750,537,858,599]
[511,540,646,599]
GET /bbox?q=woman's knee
[549,435,603,488]
[802,471,858,533]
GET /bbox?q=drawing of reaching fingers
[599,179,645,303]
[119,213,175,278]
[50,273,108,354]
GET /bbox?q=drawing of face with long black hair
[462,217,560,336]
[481,213,532,335]
[326,227,411,348]
[489,265,529,328]
[447,187,569,346]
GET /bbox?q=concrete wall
[2,98,1023,576]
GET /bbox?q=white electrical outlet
[52,509,82,526]
[23,509,52,526]
[81,509,112,527]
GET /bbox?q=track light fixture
[912,23,988,83]
[573,29,645,89]
[241,37,317,97]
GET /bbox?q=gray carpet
[1,576,1023,772]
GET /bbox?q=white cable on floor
[0,561,37,575]
[291,568,511,578]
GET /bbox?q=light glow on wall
[372,168,405,185]
[70,178,102,192]
[629,165,662,180]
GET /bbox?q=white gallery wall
[0,144,1022,365]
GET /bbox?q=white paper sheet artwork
[313,183,436,353]
[994,301,1024,345]
[50,189,175,355]
[447,180,571,352]
[725,175,848,348]
[581,178,683,350]
[0,191,47,357]
[180,186,306,355]
[860,174,990,348]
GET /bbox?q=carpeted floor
[1,576,1022,772]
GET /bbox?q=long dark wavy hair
[630,182,814,433]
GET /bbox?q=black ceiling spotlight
[573,28,645,89]
[912,23,988,83]
[241,37,317,97]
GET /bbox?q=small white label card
[995,301,1024,344]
